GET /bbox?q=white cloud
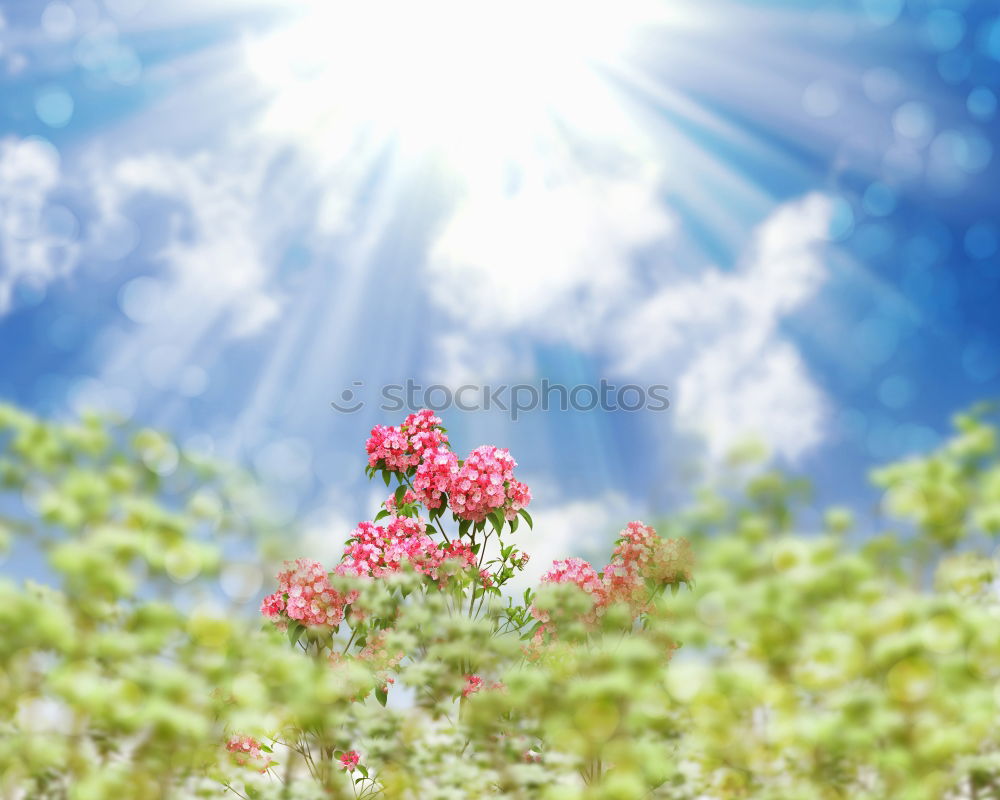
[0,137,77,313]
[674,337,827,463]
[427,163,673,382]
[615,193,834,462]
[426,168,673,382]
[98,151,282,339]
[429,173,671,339]
[0,137,283,350]
[427,183,835,463]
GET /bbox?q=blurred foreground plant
[2,403,1000,799]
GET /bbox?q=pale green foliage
[2,403,1000,799]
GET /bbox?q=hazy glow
[245,0,667,169]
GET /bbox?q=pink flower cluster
[462,674,484,698]
[405,409,448,455]
[365,410,532,523]
[534,557,607,625]
[260,559,355,630]
[339,750,361,772]
[449,445,532,523]
[532,523,692,627]
[412,446,458,509]
[226,735,272,772]
[366,410,448,473]
[339,516,475,580]
[610,521,693,585]
[339,517,432,577]
[263,519,482,632]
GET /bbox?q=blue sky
[1,0,998,571]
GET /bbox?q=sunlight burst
[245,0,670,172]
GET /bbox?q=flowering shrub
[261,410,682,677]
[247,410,693,795]
[3,402,1000,800]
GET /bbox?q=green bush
[1,402,999,799]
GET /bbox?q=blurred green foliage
[2,402,1000,799]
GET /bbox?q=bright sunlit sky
[1,0,999,566]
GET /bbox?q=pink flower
[540,558,604,596]
[260,591,284,619]
[462,674,484,698]
[226,735,272,772]
[503,479,532,521]
[607,521,693,585]
[599,522,692,617]
[365,410,448,474]
[404,408,444,434]
[403,409,448,457]
[532,557,607,625]
[479,569,494,588]
[448,445,531,523]
[412,446,458,509]
[261,559,353,629]
[339,750,361,772]
[338,516,475,582]
[339,517,430,577]
[365,424,416,472]
[439,540,476,569]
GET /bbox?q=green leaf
[287,621,306,647]
[358,764,369,778]
[519,508,533,528]
[382,470,391,487]
[375,686,388,706]
[394,484,406,505]
[488,510,505,533]
[510,516,519,534]
[374,509,389,522]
